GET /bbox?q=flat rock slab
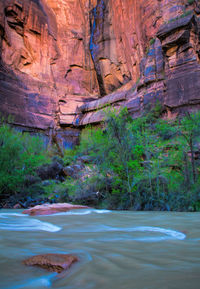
[22,203,90,216]
[23,254,78,273]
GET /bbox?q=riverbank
[1,107,200,212]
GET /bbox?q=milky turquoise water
[0,209,200,289]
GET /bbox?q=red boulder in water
[22,203,90,216]
[23,254,78,273]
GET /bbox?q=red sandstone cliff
[1,0,200,145]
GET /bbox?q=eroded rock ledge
[1,0,200,145]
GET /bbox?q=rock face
[1,0,200,143]
[22,202,90,215]
[0,0,99,146]
[23,253,78,273]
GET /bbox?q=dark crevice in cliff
[89,0,107,97]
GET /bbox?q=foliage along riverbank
[1,105,200,211]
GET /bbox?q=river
[0,209,200,289]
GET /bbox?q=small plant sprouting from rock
[166,10,193,24]
[187,0,195,6]
[149,38,156,46]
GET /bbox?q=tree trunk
[190,138,196,183]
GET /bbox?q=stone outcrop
[0,0,99,145]
[23,253,78,273]
[1,0,200,144]
[22,202,90,215]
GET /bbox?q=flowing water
[0,209,200,289]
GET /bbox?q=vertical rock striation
[0,0,200,142]
[79,0,200,125]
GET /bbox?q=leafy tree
[177,112,200,183]
[0,122,48,196]
[74,108,200,211]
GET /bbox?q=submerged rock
[22,203,90,216]
[23,254,78,273]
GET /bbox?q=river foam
[0,213,61,232]
[0,213,26,218]
[118,226,186,240]
[70,224,186,241]
[9,274,56,289]
[43,209,111,216]
[0,212,186,240]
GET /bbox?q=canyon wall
[0,0,200,145]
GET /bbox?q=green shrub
[74,108,200,211]
[0,122,49,196]
[149,38,156,45]
[63,147,79,166]
[187,0,195,5]
[3,107,199,211]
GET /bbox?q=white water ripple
[0,213,25,218]
[0,213,61,232]
[44,209,111,216]
[70,225,186,241]
[0,213,185,240]
[118,226,186,240]
[8,274,55,289]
